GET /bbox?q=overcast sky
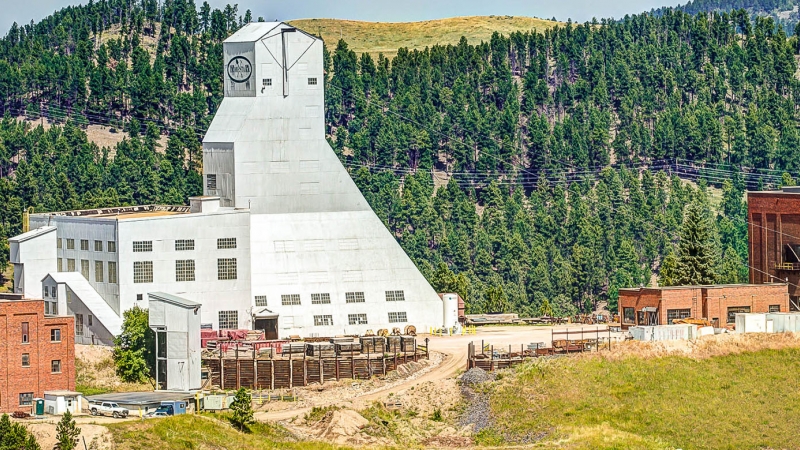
[4,0,684,36]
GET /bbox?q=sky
[3,0,685,35]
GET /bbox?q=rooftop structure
[9,22,444,341]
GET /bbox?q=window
[81,260,89,279]
[19,393,33,406]
[108,262,117,284]
[388,312,408,323]
[136,294,143,301]
[345,292,365,303]
[385,291,405,302]
[175,239,195,251]
[67,259,75,272]
[262,78,272,86]
[51,286,56,298]
[108,241,116,252]
[43,286,49,298]
[80,239,89,251]
[88,315,93,326]
[281,294,301,306]
[727,306,751,324]
[57,238,62,249]
[176,260,196,282]
[314,315,333,326]
[311,293,331,304]
[217,238,237,249]
[623,308,635,324]
[51,329,61,342]
[21,322,29,343]
[769,305,781,313]
[217,258,237,280]
[348,314,368,325]
[45,301,58,315]
[51,360,62,374]
[218,311,238,329]
[134,261,154,283]
[66,239,75,250]
[95,261,104,282]
[206,174,217,190]
[308,77,318,85]
[58,258,63,272]
[21,354,30,367]
[94,240,103,252]
[75,314,83,336]
[133,241,153,252]
[666,309,692,324]
[255,295,268,307]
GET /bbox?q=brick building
[0,293,75,413]
[618,284,789,329]
[748,187,800,310]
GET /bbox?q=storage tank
[442,294,459,329]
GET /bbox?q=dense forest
[1,0,798,314]
[654,0,800,32]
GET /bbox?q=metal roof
[148,292,201,308]
[44,272,123,335]
[224,22,282,43]
[9,226,55,243]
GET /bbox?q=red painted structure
[748,188,800,310]
[0,294,75,413]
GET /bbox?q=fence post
[236,343,241,390]
[425,338,429,360]
[289,355,293,389]
[253,348,258,389]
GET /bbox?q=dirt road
[255,324,615,422]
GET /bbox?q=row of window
[18,324,61,343]
[261,77,317,87]
[255,290,405,307]
[315,312,407,325]
[134,238,237,252]
[58,259,118,283]
[58,239,116,252]
[20,355,62,372]
[132,259,238,283]
[623,305,784,325]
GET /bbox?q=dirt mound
[313,409,368,439]
[460,367,495,386]
[27,422,113,450]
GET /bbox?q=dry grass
[75,345,151,395]
[288,16,560,59]
[479,333,800,449]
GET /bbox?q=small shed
[43,391,83,415]
[148,292,202,391]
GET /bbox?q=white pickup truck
[89,401,129,418]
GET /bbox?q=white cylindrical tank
[442,294,459,329]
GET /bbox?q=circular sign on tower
[227,56,252,83]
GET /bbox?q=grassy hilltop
[288,16,561,58]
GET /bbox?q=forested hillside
[653,0,800,32]
[0,1,796,313]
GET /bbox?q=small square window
[22,353,30,367]
[263,78,272,86]
[51,360,62,373]
[80,239,89,251]
[255,295,268,307]
[136,294,143,301]
[218,310,238,329]
[51,329,61,342]
[134,261,154,283]
[176,260,196,282]
[217,258,237,280]
[308,77,318,85]
[769,305,781,313]
[207,174,217,190]
[94,240,103,252]
[108,241,116,252]
[19,393,33,406]
[66,239,75,250]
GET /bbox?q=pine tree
[675,201,719,285]
[55,411,80,450]
[229,388,254,432]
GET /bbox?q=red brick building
[748,188,800,310]
[618,284,789,329]
[0,293,75,413]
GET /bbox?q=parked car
[89,401,129,418]
[151,405,174,416]
[145,411,169,418]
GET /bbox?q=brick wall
[704,284,788,326]
[0,300,75,413]
[748,192,800,300]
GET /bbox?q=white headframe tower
[204,22,443,334]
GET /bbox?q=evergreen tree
[675,201,720,285]
[55,411,80,450]
[229,388,254,432]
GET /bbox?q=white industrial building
[9,22,446,342]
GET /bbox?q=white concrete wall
[10,227,56,299]
[117,211,252,329]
